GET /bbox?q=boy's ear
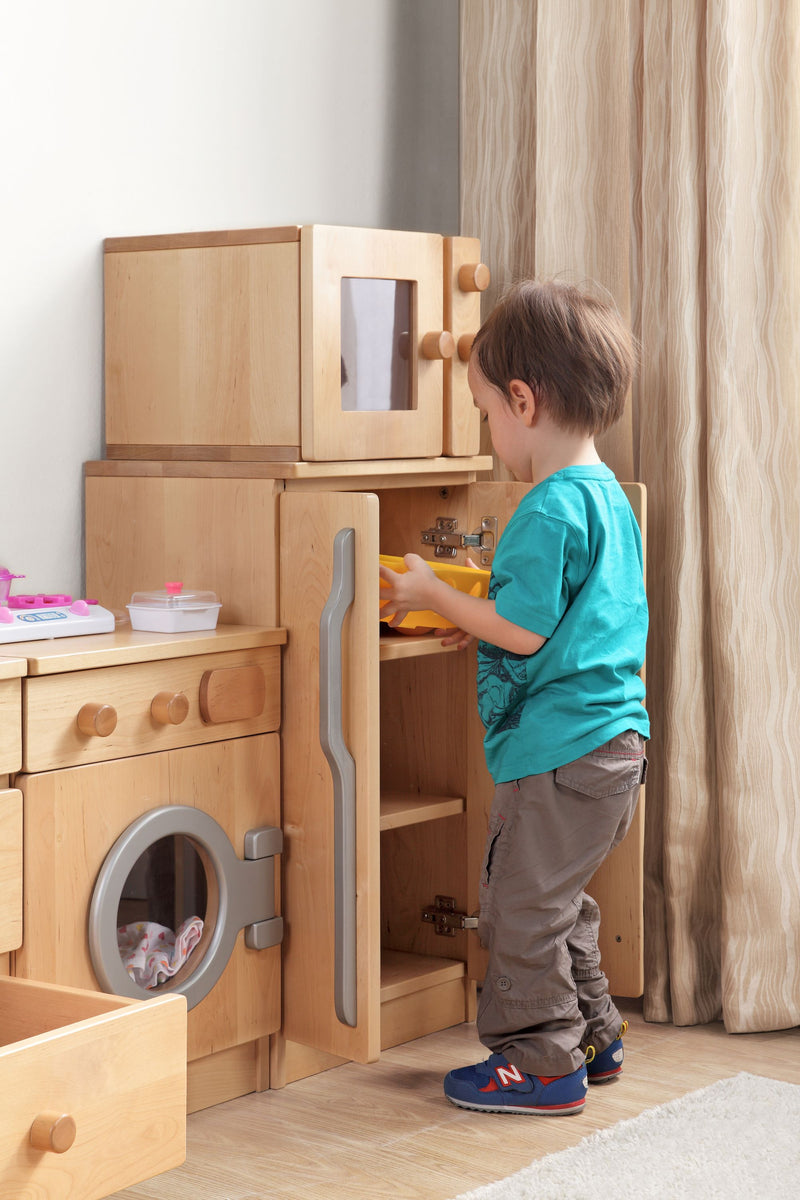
[508,379,536,425]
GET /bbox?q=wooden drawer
[22,645,281,771]
[0,976,186,1199]
[0,660,24,774]
[0,791,21,956]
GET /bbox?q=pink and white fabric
[117,917,204,989]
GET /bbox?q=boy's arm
[379,554,546,656]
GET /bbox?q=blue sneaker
[586,1020,628,1084]
[443,1053,588,1115]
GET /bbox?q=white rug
[453,1072,800,1200]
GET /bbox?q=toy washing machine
[12,625,285,1108]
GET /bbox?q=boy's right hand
[435,557,481,649]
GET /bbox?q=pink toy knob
[0,607,13,624]
[69,600,90,616]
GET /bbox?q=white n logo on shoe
[495,1063,526,1087]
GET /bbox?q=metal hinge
[420,516,498,566]
[422,894,479,937]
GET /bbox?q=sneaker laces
[585,1019,628,1065]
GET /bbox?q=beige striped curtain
[461,0,800,1033]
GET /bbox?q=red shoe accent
[537,1075,564,1086]
[479,1078,499,1093]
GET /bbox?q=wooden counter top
[0,657,27,680]
[1,625,287,675]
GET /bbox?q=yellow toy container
[379,554,490,631]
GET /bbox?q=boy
[378,279,649,1116]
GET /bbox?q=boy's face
[468,359,534,483]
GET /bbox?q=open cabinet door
[280,490,382,1063]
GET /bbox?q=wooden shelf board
[85,456,494,488]
[379,634,461,662]
[380,950,466,1004]
[379,791,465,832]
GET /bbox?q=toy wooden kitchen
[74,223,645,1105]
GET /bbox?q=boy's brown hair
[471,279,635,435]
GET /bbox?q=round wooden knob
[457,262,490,292]
[151,690,190,725]
[457,333,475,362]
[30,1111,77,1154]
[421,331,456,360]
[76,702,117,737]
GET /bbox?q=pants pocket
[555,733,646,799]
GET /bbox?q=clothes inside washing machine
[116,835,207,989]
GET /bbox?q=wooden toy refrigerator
[87,224,645,1089]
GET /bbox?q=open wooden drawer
[0,975,186,1199]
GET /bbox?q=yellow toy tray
[379,554,490,630]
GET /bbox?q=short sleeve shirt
[477,465,650,782]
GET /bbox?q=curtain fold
[461,0,800,1033]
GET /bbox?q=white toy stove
[0,569,115,643]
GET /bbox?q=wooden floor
[113,998,800,1200]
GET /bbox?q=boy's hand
[378,553,437,628]
[436,626,475,650]
[435,557,480,649]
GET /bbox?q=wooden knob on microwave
[457,262,491,292]
[151,690,190,725]
[76,702,117,737]
[457,333,475,362]
[30,1111,77,1154]
[421,331,456,360]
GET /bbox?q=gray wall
[1,0,459,598]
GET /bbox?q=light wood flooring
[113,998,800,1200]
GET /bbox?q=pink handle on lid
[165,581,183,595]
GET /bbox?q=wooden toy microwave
[103,224,490,464]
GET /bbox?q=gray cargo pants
[476,729,646,1077]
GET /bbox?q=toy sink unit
[379,555,490,631]
[127,582,222,632]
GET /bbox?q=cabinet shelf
[380,949,465,1003]
[379,791,465,831]
[379,633,461,662]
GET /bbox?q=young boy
[378,279,649,1116]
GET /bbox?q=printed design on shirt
[477,640,528,731]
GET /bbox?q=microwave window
[340,277,414,412]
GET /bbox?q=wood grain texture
[0,982,185,1200]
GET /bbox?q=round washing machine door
[88,805,282,1011]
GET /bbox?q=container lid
[128,582,220,610]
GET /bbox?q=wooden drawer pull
[151,690,190,725]
[76,702,117,737]
[30,1111,77,1154]
[200,665,266,724]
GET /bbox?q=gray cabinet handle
[319,527,357,1027]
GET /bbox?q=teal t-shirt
[477,465,650,782]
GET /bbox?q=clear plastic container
[127,582,221,633]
